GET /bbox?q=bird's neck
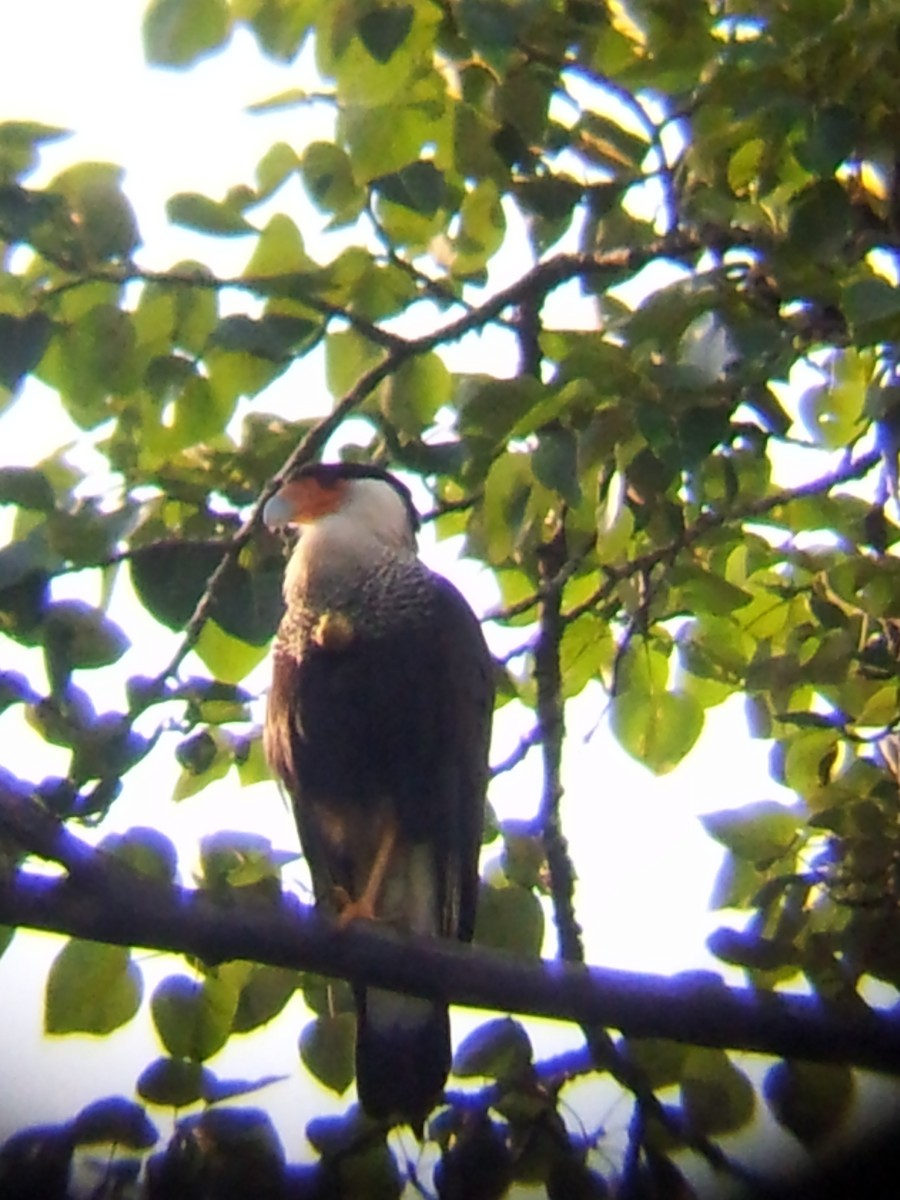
[283,519,416,612]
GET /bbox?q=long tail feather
[355,986,450,1132]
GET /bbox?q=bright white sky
[0,0,800,1175]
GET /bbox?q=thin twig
[490,727,542,778]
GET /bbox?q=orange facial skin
[264,475,349,527]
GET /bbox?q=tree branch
[4,863,900,1077]
[3,775,900,1081]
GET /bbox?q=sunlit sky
[0,0,802,1169]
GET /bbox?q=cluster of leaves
[5,0,900,1195]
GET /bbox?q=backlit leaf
[46,941,142,1035]
[299,1014,356,1095]
[357,5,413,63]
[702,801,802,863]
[764,1061,855,1146]
[167,191,255,235]
[474,882,544,957]
[144,0,230,66]
[680,1049,755,1137]
[452,1017,532,1079]
[151,972,240,1062]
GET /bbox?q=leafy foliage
[4,0,900,1195]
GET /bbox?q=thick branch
[3,866,900,1076]
[534,523,584,964]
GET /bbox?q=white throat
[283,477,417,602]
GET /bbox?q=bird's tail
[355,986,450,1132]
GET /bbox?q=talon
[335,896,379,928]
[331,885,377,927]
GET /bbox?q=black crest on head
[287,462,420,532]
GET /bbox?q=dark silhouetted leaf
[0,314,53,390]
[452,1017,532,1079]
[357,6,413,63]
[72,1096,158,1149]
[299,1013,356,1095]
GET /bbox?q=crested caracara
[263,461,493,1129]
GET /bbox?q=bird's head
[264,463,420,586]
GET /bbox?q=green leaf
[98,826,179,885]
[300,142,362,218]
[236,735,271,786]
[0,313,53,390]
[70,713,149,784]
[480,449,536,564]
[0,466,55,511]
[199,830,287,891]
[798,348,868,449]
[194,619,269,685]
[233,966,300,1033]
[843,277,900,329]
[707,927,801,975]
[47,161,139,261]
[680,1048,755,1137]
[611,648,704,774]
[701,801,801,863]
[43,600,130,674]
[40,305,139,429]
[374,160,445,216]
[72,1097,158,1150]
[209,313,316,361]
[781,727,840,798]
[166,191,255,235]
[356,4,413,62]
[559,613,614,698]
[299,1013,356,1095]
[708,851,761,910]
[130,545,282,645]
[668,565,753,617]
[474,882,544,957]
[130,541,220,629]
[0,925,15,961]
[382,352,451,435]
[457,0,523,68]
[532,427,580,505]
[137,1057,209,1107]
[325,327,383,399]
[797,106,857,176]
[0,670,38,713]
[245,212,312,278]
[255,141,299,201]
[623,1039,689,1091]
[764,1061,854,1146]
[172,728,233,801]
[458,375,546,443]
[787,179,853,259]
[151,971,240,1062]
[46,941,142,1035]
[143,0,231,66]
[452,1017,533,1079]
[0,120,69,181]
[201,1072,289,1103]
[450,179,505,276]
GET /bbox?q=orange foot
[332,886,378,928]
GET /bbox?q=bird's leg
[334,820,398,928]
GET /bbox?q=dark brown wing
[265,567,492,1128]
[426,573,493,941]
[266,569,492,939]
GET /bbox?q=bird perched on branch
[263,461,493,1129]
